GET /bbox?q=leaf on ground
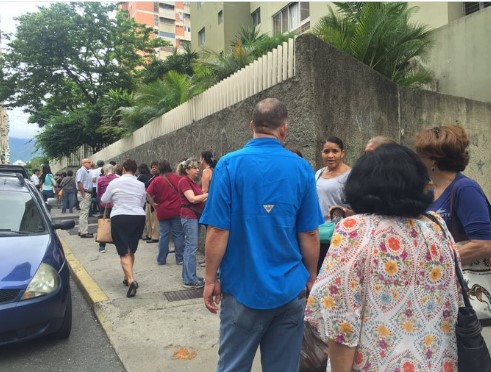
[172,346,197,360]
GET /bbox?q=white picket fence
[51,38,295,173]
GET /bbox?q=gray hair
[176,157,199,176]
[103,164,115,175]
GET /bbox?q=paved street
[50,208,261,372]
[43,207,491,371]
[0,278,124,372]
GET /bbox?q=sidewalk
[52,208,261,372]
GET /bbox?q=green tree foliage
[24,156,50,176]
[313,2,433,87]
[0,2,169,158]
[194,26,294,91]
[118,71,197,132]
[142,42,199,83]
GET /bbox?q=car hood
[0,235,51,288]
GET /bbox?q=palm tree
[118,71,197,131]
[194,26,295,91]
[313,2,433,87]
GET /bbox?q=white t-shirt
[31,174,40,186]
[315,168,351,222]
[100,175,146,217]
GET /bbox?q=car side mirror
[46,198,58,206]
[53,220,75,230]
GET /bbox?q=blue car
[0,166,75,345]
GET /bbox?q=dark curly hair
[414,124,470,172]
[345,144,432,217]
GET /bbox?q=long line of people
[30,115,491,370]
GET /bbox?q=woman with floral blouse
[305,144,460,372]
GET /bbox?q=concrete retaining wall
[94,33,491,196]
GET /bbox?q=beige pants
[145,203,159,240]
[77,193,92,234]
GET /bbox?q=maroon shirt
[146,173,181,221]
[97,174,118,209]
[178,176,204,219]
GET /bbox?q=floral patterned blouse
[305,213,460,372]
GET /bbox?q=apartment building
[120,2,191,60]
[190,2,491,103]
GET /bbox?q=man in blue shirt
[201,98,323,371]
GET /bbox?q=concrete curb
[58,232,122,368]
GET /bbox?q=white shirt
[100,175,146,217]
[76,166,92,191]
[31,174,40,186]
[92,167,102,188]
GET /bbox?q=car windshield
[0,192,47,235]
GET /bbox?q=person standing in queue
[101,159,146,298]
[177,158,208,288]
[76,159,94,238]
[201,98,323,372]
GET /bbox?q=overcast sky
[1,1,53,139]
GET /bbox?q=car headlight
[21,263,60,300]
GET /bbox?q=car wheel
[51,287,72,339]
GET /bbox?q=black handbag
[453,253,491,372]
[425,212,491,371]
[299,321,328,372]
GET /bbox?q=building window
[198,27,205,46]
[218,10,223,24]
[272,2,310,34]
[159,3,174,11]
[159,31,176,39]
[252,8,261,26]
[464,2,491,15]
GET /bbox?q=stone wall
[99,33,491,196]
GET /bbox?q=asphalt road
[0,278,125,372]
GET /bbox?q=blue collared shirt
[201,138,323,309]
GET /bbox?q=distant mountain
[8,137,43,163]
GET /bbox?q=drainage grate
[164,288,203,302]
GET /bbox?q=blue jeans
[157,217,185,264]
[181,217,199,284]
[217,292,306,372]
[62,190,75,212]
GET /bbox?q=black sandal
[123,278,129,287]
[127,281,138,298]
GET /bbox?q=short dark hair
[325,136,344,151]
[109,161,117,166]
[123,159,138,174]
[158,160,173,174]
[345,143,432,217]
[96,160,104,167]
[137,163,150,174]
[67,170,73,177]
[414,125,470,172]
[150,161,159,168]
[252,98,287,132]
